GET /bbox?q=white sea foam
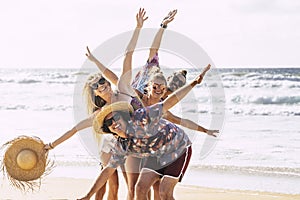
[0,67,299,194]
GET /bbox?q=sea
[0,67,299,195]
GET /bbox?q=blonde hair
[143,71,167,95]
[83,73,109,114]
[148,71,167,85]
[83,73,110,151]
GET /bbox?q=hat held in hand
[1,135,54,191]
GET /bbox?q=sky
[0,0,300,68]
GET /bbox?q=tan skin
[77,64,215,200]
[117,9,181,200]
[133,70,218,200]
[85,9,219,200]
[83,8,149,200]
[44,8,149,198]
[44,76,122,200]
[135,74,219,137]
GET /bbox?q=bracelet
[191,80,197,87]
[160,23,167,29]
[49,142,54,149]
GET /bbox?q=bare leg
[135,168,160,200]
[120,164,128,185]
[159,176,179,200]
[107,170,119,200]
[125,156,141,200]
[95,182,107,200]
[152,179,161,200]
[99,152,119,200]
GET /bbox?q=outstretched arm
[85,46,119,86]
[77,167,116,200]
[119,8,148,94]
[162,64,211,113]
[164,111,219,137]
[44,111,99,150]
[148,9,177,60]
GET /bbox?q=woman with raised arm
[86,9,177,200]
[87,9,219,200]
[77,65,216,200]
[44,8,148,200]
[44,73,120,200]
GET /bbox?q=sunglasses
[90,77,106,89]
[152,83,166,91]
[103,113,121,127]
[172,76,185,87]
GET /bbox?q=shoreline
[46,164,300,195]
[1,177,299,200]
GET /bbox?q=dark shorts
[143,146,192,182]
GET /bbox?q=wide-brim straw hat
[93,101,133,134]
[1,135,54,191]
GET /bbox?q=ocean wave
[219,68,300,89]
[72,71,91,76]
[18,79,42,84]
[54,160,98,167]
[231,95,300,105]
[1,105,28,110]
[0,105,73,111]
[190,165,300,178]
[251,96,300,105]
[46,81,77,84]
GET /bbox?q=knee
[159,190,168,200]
[159,187,174,200]
[135,182,148,197]
[108,182,118,193]
[128,184,135,193]
[159,192,174,200]
[108,172,119,188]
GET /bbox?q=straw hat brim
[3,136,46,181]
[93,101,133,134]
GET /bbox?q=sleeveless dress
[131,53,160,94]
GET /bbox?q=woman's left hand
[194,64,211,84]
[85,46,97,63]
[161,9,178,26]
[205,129,219,137]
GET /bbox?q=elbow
[125,51,134,57]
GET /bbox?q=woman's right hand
[44,143,54,151]
[136,8,148,28]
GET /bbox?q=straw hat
[1,135,54,191]
[93,101,133,134]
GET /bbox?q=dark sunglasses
[172,76,185,87]
[90,77,106,89]
[103,113,121,127]
[152,83,166,91]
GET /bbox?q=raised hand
[85,46,98,63]
[161,9,177,26]
[136,8,148,28]
[194,64,211,84]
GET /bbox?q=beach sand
[1,177,299,200]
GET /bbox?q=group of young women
[44,8,219,200]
